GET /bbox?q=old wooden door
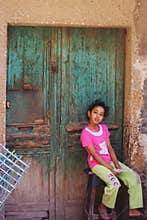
[6,27,125,220]
[6,27,52,220]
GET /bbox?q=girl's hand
[107,165,118,176]
[108,166,119,176]
[115,162,121,169]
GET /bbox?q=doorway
[6,26,125,220]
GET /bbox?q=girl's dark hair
[87,99,109,117]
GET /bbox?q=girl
[80,99,143,220]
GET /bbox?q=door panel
[7,27,47,125]
[7,90,44,124]
[6,27,52,220]
[5,155,50,220]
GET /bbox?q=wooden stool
[84,169,129,220]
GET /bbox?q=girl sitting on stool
[80,99,143,220]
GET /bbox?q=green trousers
[92,161,143,209]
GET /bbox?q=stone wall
[135,0,147,211]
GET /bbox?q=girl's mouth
[95,119,99,123]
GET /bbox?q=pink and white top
[80,124,112,168]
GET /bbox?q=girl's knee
[133,171,141,184]
[129,172,142,187]
[122,170,142,188]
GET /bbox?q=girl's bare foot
[98,203,110,220]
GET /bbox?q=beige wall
[0,25,7,144]
[0,0,147,202]
[0,0,135,26]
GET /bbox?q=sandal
[129,209,143,217]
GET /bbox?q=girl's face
[88,106,104,125]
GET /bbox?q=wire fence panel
[0,144,30,209]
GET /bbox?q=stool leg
[115,183,129,220]
[87,188,96,220]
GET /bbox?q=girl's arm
[106,138,121,169]
[87,145,115,172]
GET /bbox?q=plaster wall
[0,0,136,142]
[0,0,136,27]
[0,0,147,209]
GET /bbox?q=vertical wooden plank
[54,27,67,220]
[114,29,125,158]
[43,28,51,123]
[23,27,43,88]
[49,27,64,220]
[7,27,24,89]
[104,29,116,121]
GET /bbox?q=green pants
[92,161,143,209]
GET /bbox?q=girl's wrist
[115,162,121,169]
[113,160,119,165]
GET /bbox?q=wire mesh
[0,144,30,209]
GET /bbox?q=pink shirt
[80,124,112,168]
